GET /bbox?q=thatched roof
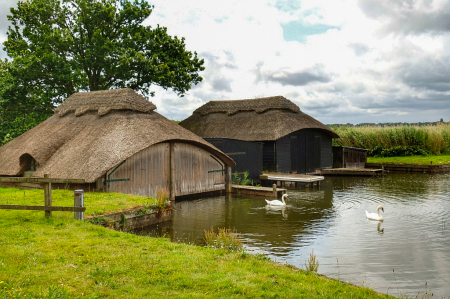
[0,89,235,182]
[55,88,157,117]
[179,96,339,141]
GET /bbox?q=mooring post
[272,184,277,197]
[74,189,84,221]
[225,166,232,193]
[44,174,52,218]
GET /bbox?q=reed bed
[330,123,450,156]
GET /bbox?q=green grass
[0,187,157,217]
[0,187,396,298]
[368,155,450,165]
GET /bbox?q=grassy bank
[368,155,450,165]
[0,187,394,298]
[331,123,450,156]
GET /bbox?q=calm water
[136,173,450,297]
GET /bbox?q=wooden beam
[224,152,246,156]
[169,141,175,200]
[44,174,52,218]
[225,165,232,193]
[0,205,86,212]
[0,177,85,184]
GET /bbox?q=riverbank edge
[0,200,396,298]
[366,162,450,173]
[85,205,172,229]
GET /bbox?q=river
[135,173,450,297]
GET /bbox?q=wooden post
[169,141,175,200]
[44,174,52,218]
[96,177,104,192]
[74,190,84,221]
[225,165,232,193]
[272,184,277,197]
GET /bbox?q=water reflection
[135,173,450,297]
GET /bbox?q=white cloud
[2,0,450,123]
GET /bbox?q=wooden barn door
[107,142,170,197]
[295,131,307,174]
[290,130,322,174]
[173,142,226,197]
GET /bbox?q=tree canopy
[0,0,205,144]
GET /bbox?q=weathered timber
[74,189,85,220]
[232,184,286,197]
[225,152,246,156]
[44,174,52,217]
[107,141,228,198]
[0,177,85,184]
[332,146,367,169]
[169,141,175,200]
[321,168,383,176]
[225,166,232,193]
[260,173,324,182]
[0,205,86,212]
[0,175,86,218]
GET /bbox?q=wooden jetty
[320,168,383,176]
[232,184,286,198]
[260,173,324,188]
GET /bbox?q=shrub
[204,227,243,252]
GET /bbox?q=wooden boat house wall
[332,146,368,169]
[179,96,339,182]
[0,89,235,199]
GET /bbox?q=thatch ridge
[180,96,339,141]
[0,89,234,182]
[194,96,300,116]
[54,88,156,117]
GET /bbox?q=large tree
[0,0,205,143]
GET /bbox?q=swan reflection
[377,222,384,234]
[265,205,288,220]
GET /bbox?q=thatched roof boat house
[179,96,339,182]
[0,89,235,199]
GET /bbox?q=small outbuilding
[332,146,368,169]
[0,89,235,199]
[179,96,339,182]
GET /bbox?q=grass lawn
[367,155,450,165]
[0,186,396,298]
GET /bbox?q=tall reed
[331,123,450,155]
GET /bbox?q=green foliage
[156,187,169,210]
[0,0,205,144]
[204,227,243,252]
[331,123,450,156]
[368,145,430,157]
[232,171,240,184]
[304,250,319,272]
[232,170,252,186]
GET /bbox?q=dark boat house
[179,96,339,182]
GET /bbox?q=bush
[368,145,430,157]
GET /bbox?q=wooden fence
[0,174,86,218]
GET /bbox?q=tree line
[0,0,205,145]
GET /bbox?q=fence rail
[0,174,86,218]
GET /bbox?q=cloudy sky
[1,0,450,124]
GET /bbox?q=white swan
[365,205,384,221]
[265,194,288,206]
